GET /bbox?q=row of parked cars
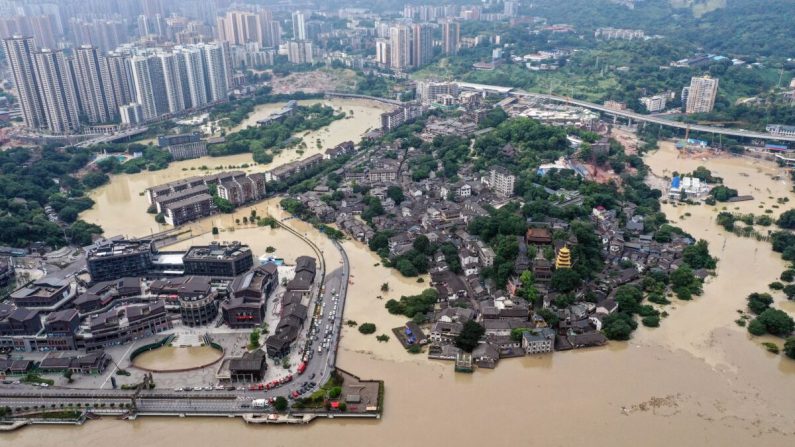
[173,385,231,392]
[249,374,293,392]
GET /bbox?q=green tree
[386,185,405,205]
[248,328,261,349]
[614,285,643,315]
[670,264,702,299]
[784,337,795,359]
[642,315,660,327]
[537,308,560,327]
[550,268,581,293]
[213,196,235,213]
[682,239,716,269]
[329,386,342,399]
[747,292,774,315]
[274,396,288,411]
[455,320,485,352]
[709,186,738,202]
[82,171,110,189]
[602,313,636,340]
[748,318,767,336]
[412,235,431,254]
[757,308,795,336]
[510,327,530,341]
[358,323,376,334]
[777,209,795,229]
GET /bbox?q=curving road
[0,219,352,415]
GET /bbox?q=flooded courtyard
[132,346,223,372]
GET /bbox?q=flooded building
[182,242,254,278]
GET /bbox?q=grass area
[21,374,54,386]
[413,59,620,103]
[29,410,82,420]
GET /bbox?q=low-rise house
[38,351,111,375]
[473,342,500,368]
[44,309,80,350]
[428,343,461,360]
[228,350,267,382]
[430,321,463,342]
[522,328,556,354]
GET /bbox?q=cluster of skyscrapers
[375,20,459,71]
[2,35,231,134]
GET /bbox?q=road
[0,223,352,414]
[512,90,795,143]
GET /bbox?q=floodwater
[132,346,223,372]
[12,140,795,445]
[79,98,389,237]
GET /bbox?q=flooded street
[133,346,223,372]
[16,134,795,445]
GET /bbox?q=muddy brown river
[20,125,793,446]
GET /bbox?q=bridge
[324,92,401,106]
[510,90,795,143]
[76,127,149,148]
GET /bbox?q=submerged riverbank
[15,130,794,445]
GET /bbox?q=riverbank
[639,141,795,368]
[15,126,795,446]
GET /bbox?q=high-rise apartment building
[2,36,47,130]
[685,75,719,114]
[389,25,411,71]
[73,45,115,124]
[442,20,460,55]
[103,54,135,111]
[33,49,81,134]
[291,11,306,41]
[375,39,391,66]
[287,40,314,64]
[264,20,282,48]
[0,15,58,50]
[201,43,229,102]
[158,52,186,114]
[179,47,209,109]
[70,18,128,53]
[216,9,279,48]
[504,1,520,17]
[130,55,159,120]
[411,23,433,68]
[120,103,144,126]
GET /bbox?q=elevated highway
[510,90,795,143]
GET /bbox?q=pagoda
[555,245,572,269]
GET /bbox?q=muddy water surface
[15,140,795,445]
[133,346,223,372]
